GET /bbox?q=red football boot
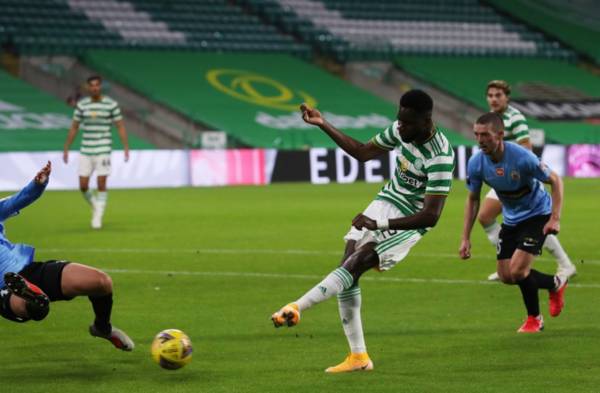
[4,272,48,305]
[517,315,544,333]
[549,279,568,317]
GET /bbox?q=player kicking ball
[459,113,568,333]
[272,90,454,372]
[0,161,134,351]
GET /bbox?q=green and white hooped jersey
[501,105,529,142]
[73,96,122,156]
[371,122,455,233]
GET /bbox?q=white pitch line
[38,247,600,265]
[101,268,600,289]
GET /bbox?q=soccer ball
[151,329,193,370]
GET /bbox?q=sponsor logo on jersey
[496,168,505,176]
[399,171,422,188]
[400,157,410,172]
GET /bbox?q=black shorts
[0,260,73,323]
[497,214,550,260]
[19,260,74,301]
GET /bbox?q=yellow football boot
[325,353,373,373]
[271,303,300,327]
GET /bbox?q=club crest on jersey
[400,157,410,172]
[510,169,520,181]
[413,158,424,171]
[495,167,505,176]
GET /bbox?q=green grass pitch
[1,179,599,392]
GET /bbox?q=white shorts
[344,199,423,271]
[485,188,499,201]
[78,154,111,177]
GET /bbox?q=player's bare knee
[477,212,494,227]
[510,268,527,282]
[498,272,514,284]
[96,271,113,294]
[343,247,378,280]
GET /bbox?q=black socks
[516,269,557,316]
[89,293,113,335]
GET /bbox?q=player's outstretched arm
[0,161,51,221]
[300,103,385,162]
[352,194,447,232]
[543,171,563,235]
[459,190,481,259]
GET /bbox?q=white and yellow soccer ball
[151,329,193,370]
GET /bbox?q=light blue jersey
[466,142,552,226]
[0,180,47,287]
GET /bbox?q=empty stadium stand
[0,0,310,57]
[241,0,576,61]
[486,0,600,64]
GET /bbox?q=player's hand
[543,217,560,235]
[35,161,52,185]
[63,150,69,164]
[458,239,471,259]
[124,148,130,162]
[300,103,324,126]
[352,213,377,230]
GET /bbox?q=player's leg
[501,215,567,332]
[0,273,50,322]
[288,245,377,315]
[92,155,110,229]
[478,190,503,245]
[79,176,93,205]
[60,263,134,351]
[515,215,569,317]
[94,175,108,226]
[335,239,365,357]
[508,250,545,332]
[78,153,94,205]
[0,289,29,322]
[327,229,422,373]
[496,258,513,284]
[479,190,503,281]
[497,220,543,332]
[543,235,576,278]
[271,208,369,329]
[509,250,563,332]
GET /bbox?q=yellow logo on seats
[206,69,317,111]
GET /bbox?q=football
[151,329,193,370]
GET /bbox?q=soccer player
[459,113,568,333]
[63,75,129,229]
[481,80,575,281]
[0,161,134,351]
[271,90,454,372]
